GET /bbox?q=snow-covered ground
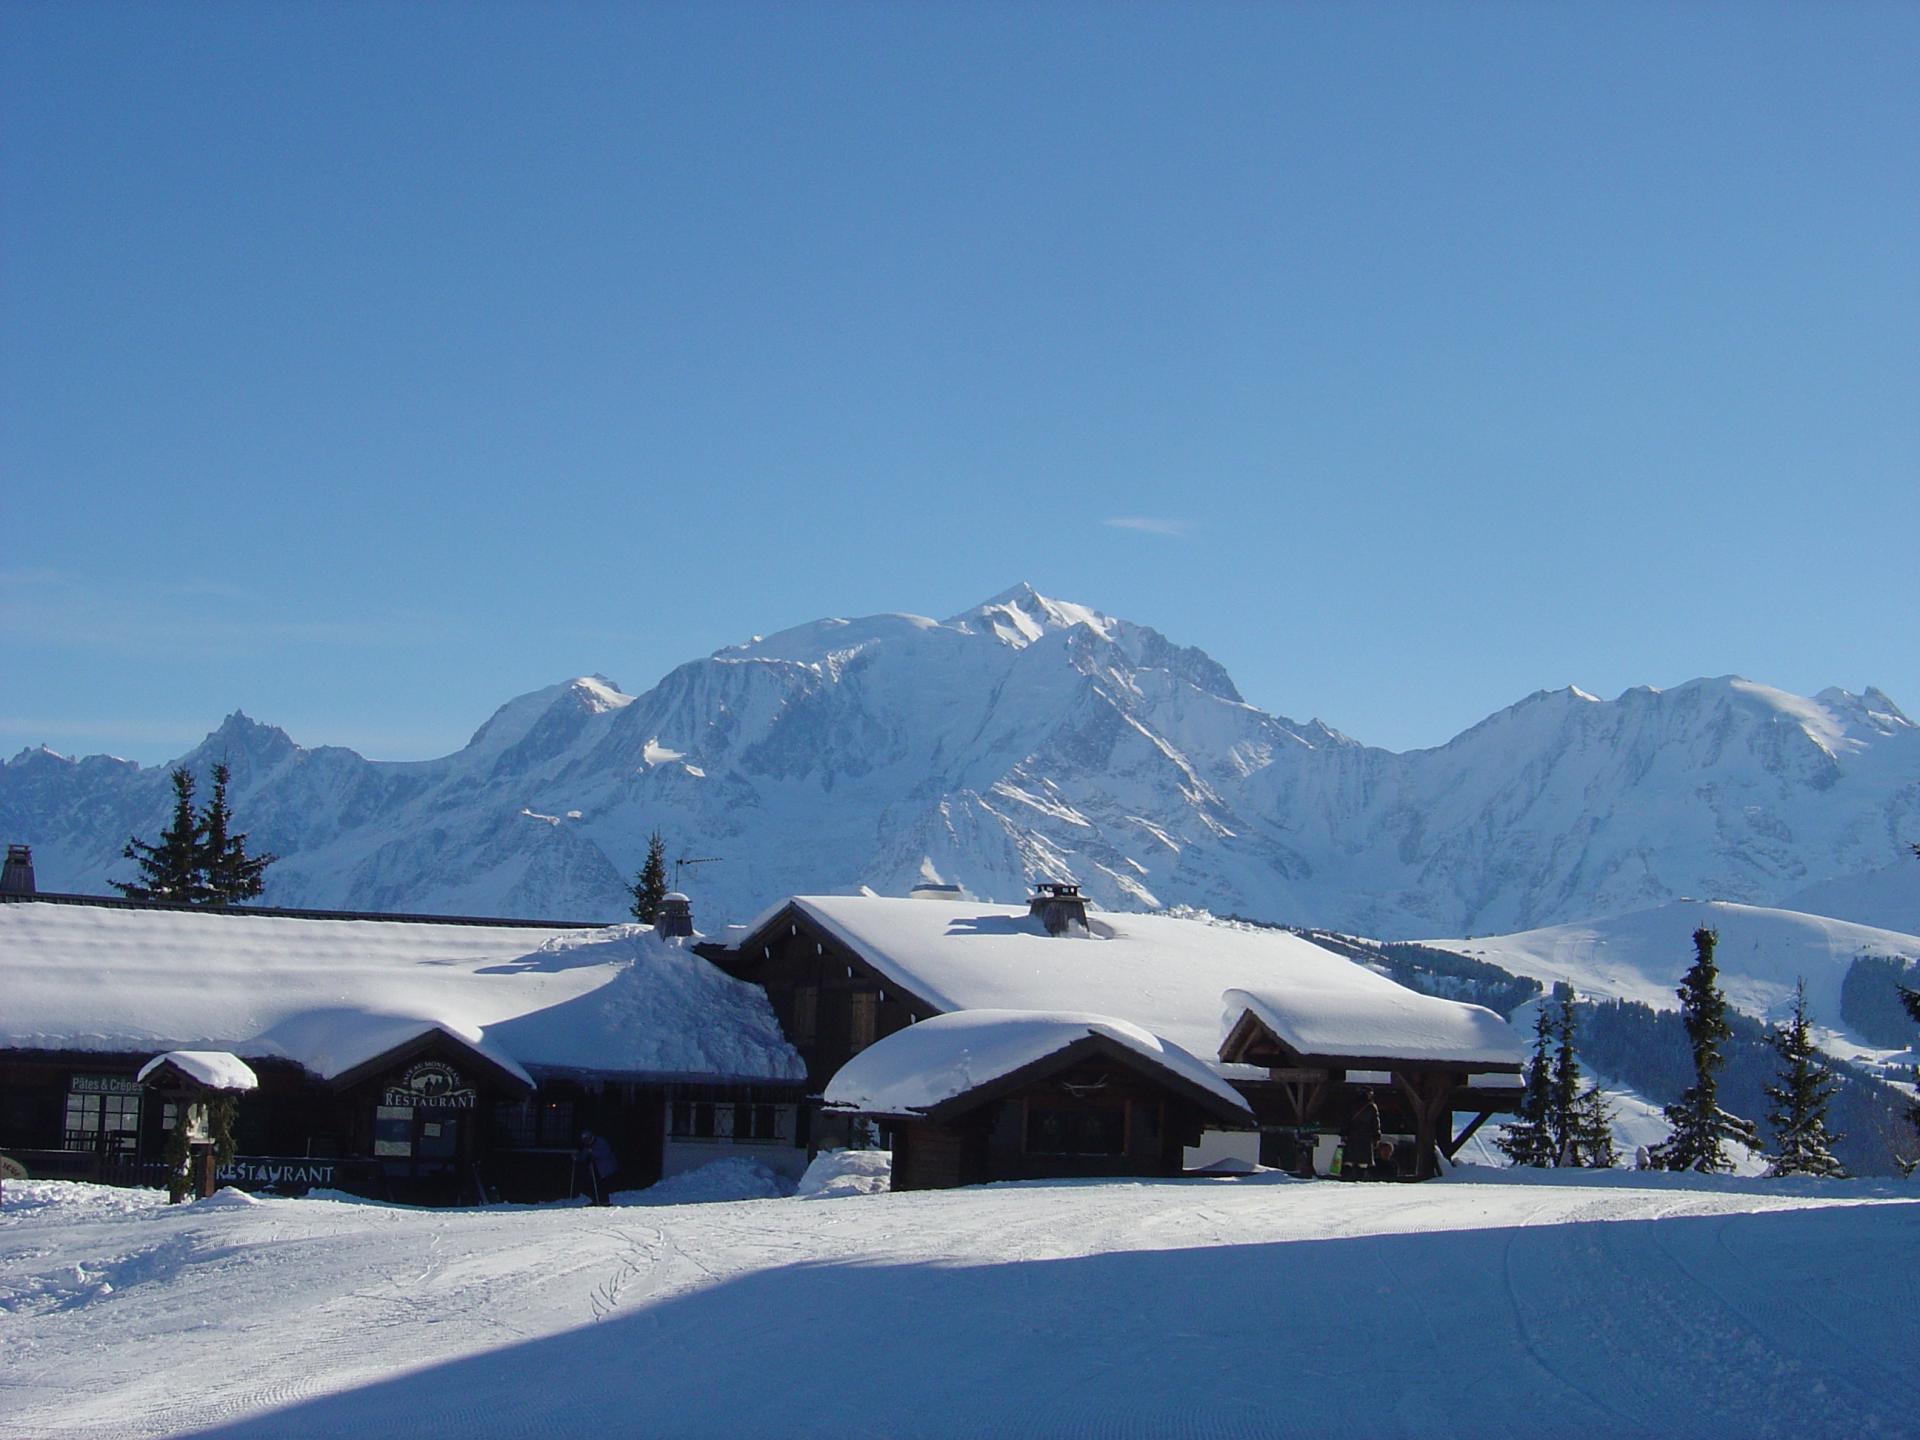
[3,1171,1915,1439]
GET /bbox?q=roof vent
[1028,881,1087,936]
[656,891,694,938]
[909,882,964,902]
[1,844,34,896]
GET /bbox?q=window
[494,1100,574,1149]
[669,1100,791,1145]
[1025,1103,1126,1156]
[64,1078,141,1155]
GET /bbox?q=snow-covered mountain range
[5,584,1917,936]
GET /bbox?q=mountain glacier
[4,584,1916,935]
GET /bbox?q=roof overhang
[1219,1006,1524,1077]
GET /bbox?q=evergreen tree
[630,830,670,924]
[113,768,205,902]
[1496,1002,1557,1167]
[199,762,275,906]
[1536,983,1618,1168]
[1764,980,1846,1178]
[1650,927,1760,1172]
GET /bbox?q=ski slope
[1426,898,1920,1034]
[2,1171,1914,1439]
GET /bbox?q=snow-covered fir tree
[1650,927,1760,1173]
[112,768,205,902]
[1764,980,1846,1178]
[1496,1002,1557,1167]
[630,830,670,924]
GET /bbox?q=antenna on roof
[674,855,721,889]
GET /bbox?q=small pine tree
[630,830,669,924]
[1650,927,1760,1173]
[1569,1083,1619,1169]
[1496,1002,1557,1167]
[113,768,206,902]
[1764,980,1846,1178]
[199,762,275,906]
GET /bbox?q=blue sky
[4,3,1915,763]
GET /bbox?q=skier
[1342,1094,1382,1181]
[577,1129,618,1205]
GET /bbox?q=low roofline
[0,890,606,930]
[833,1031,1254,1131]
[1219,1007,1525,1075]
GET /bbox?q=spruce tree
[1496,1002,1557,1167]
[1548,987,1617,1167]
[199,763,276,905]
[630,830,670,923]
[1764,980,1846,1178]
[113,768,205,902]
[1650,927,1760,1172]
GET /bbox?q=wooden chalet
[0,886,807,1204]
[704,887,1528,1184]
[822,1010,1255,1190]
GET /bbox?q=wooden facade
[699,905,936,1148]
[868,1035,1252,1191]
[0,1037,806,1205]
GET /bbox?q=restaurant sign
[71,1074,144,1096]
[382,1060,477,1110]
[220,1157,340,1189]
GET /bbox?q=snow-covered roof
[135,1050,259,1091]
[823,1009,1252,1120]
[1223,985,1522,1068]
[0,900,804,1085]
[736,896,1518,1070]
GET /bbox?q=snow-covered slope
[4,585,1916,934]
[3,1172,1915,1439]
[1425,899,1920,1040]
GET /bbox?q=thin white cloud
[1101,516,1192,538]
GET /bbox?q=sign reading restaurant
[381,1059,478,1110]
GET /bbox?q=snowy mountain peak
[948,584,1116,649]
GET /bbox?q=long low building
[0,891,807,1203]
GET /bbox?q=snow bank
[615,1159,794,1207]
[0,902,803,1084]
[796,1148,892,1199]
[824,1009,1252,1118]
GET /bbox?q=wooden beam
[1444,1110,1494,1159]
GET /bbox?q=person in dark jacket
[1342,1095,1382,1180]
[577,1129,618,1205]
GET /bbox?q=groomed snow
[1,1172,1914,1438]
[0,902,803,1084]
[823,1009,1253,1118]
[134,1051,258,1092]
[748,896,1517,1070]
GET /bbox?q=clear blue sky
[4,3,1915,763]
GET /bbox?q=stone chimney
[1027,881,1087,936]
[656,891,694,938]
[1,844,36,896]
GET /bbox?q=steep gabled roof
[725,895,1517,1071]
